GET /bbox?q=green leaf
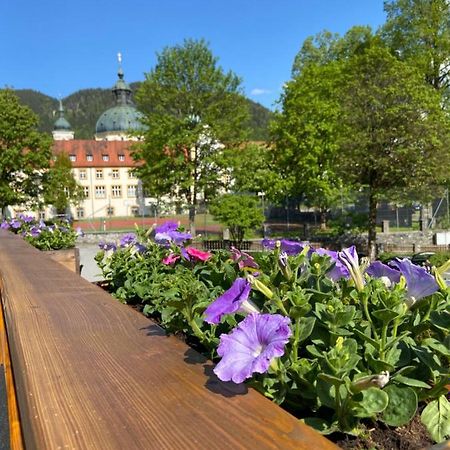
[297,316,316,342]
[421,396,450,443]
[318,373,344,386]
[430,311,450,332]
[352,387,389,418]
[302,417,339,435]
[421,338,450,357]
[372,308,399,324]
[382,385,418,427]
[353,328,380,351]
[392,374,431,389]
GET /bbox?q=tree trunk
[367,188,378,261]
[189,204,196,236]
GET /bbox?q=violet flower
[262,239,306,256]
[0,221,10,230]
[98,241,117,251]
[315,248,350,282]
[18,214,34,223]
[155,230,192,246]
[29,226,41,237]
[338,246,365,291]
[366,261,401,287]
[10,219,21,229]
[120,233,137,247]
[214,313,292,383]
[390,258,438,305]
[155,221,178,234]
[133,242,147,254]
[204,277,254,324]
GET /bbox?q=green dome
[95,63,145,135]
[54,116,72,131]
[53,100,72,131]
[95,105,144,133]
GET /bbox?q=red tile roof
[52,140,141,168]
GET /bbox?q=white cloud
[250,88,271,96]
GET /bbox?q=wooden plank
[0,231,338,450]
[0,281,24,450]
[44,247,80,274]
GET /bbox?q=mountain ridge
[14,84,272,141]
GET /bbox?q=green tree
[272,61,345,227]
[337,45,450,258]
[221,143,290,205]
[382,0,450,95]
[133,39,249,233]
[209,194,264,243]
[43,153,84,215]
[0,89,52,214]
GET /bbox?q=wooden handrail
[0,231,338,449]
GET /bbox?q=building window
[38,211,45,220]
[131,206,139,216]
[79,169,87,180]
[127,185,136,198]
[86,154,93,162]
[83,186,89,198]
[102,154,109,161]
[95,186,106,198]
[69,154,76,162]
[76,208,84,219]
[111,185,122,198]
[111,169,120,179]
[96,169,103,179]
[128,169,136,178]
[118,154,125,162]
[106,206,114,216]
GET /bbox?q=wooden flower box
[0,231,337,449]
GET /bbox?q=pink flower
[162,253,180,265]
[230,246,259,270]
[185,247,212,262]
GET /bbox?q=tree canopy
[133,39,249,232]
[382,0,450,95]
[43,153,84,215]
[0,89,52,213]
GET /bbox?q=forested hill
[14,84,273,140]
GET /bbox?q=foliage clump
[96,223,450,443]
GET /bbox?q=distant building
[52,140,142,219]
[48,57,150,220]
[52,100,74,141]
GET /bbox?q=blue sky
[0,1,386,109]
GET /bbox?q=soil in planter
[333,414,433,450]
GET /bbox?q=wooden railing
[0,231,338,450]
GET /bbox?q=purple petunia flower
[75,227,84,237]
[214,313,292,383]
[338,246,365,291]
[18,214,34,223]
[120,233,137,247]
[98,241,117,251]
[29,226,41,237]
[155,229,192,246]
[204,278,252,324]
[1,221,10,230]
[315,248,350,281]
[155,221,179,234]
[133,242,147,253]
[262,238,307,256]
[10,219,21,229]
[366,261,401,287]
[390,258,438,305]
